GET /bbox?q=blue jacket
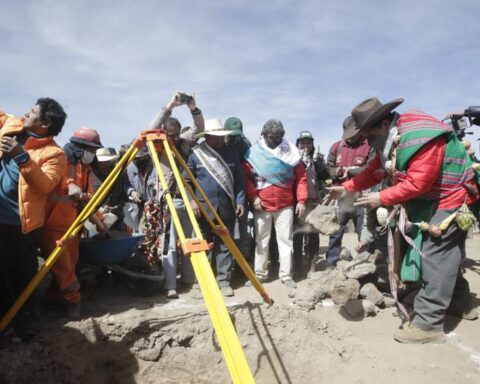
[184,143,245,220]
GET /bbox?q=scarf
[193,142,235,207]
[245,137,300,189]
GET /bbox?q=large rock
[294,287,323,311]
[330,278,360,305]
[353,251,371,263]
[359,283,385,307]
[306,271,334,300]
[305,205,340,236]
[340,299,378,320]
[138,348,162,362]
[343,254,377,279]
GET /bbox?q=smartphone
[176,93,192,103]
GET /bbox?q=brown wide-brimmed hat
[345,97,404,139]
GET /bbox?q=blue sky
[1,0,480,154]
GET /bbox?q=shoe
[281,278,297,289]
[220,285,234,297]
[66,301,82,321]
[167,289,179,299]
[394,323,446,344]
[245,276,265,287]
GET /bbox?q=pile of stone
[293,248,395,320]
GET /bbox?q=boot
[66,301,82,321]
[13,311,36,341]
[394,323,446,344]
[220,285,234,297]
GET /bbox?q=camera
[176,92,192,104]
[444,106,480,139]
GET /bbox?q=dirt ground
[1,232,479,384]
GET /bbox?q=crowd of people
[0,92,478,344]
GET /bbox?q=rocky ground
[0,232,479,384]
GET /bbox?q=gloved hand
[68,183,83,201]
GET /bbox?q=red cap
[70,127,103,148]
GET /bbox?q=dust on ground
[1,233,480,384]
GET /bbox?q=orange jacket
[0,111,9,127]
[20,137,67,233]
[44,161,94,231]
[0,115,67,233]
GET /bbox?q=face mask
[226,135,240,145]
[266,138,282,149]
[134,158,150,169]
[81,150,96,165]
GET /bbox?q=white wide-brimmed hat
[96,147,119,162]
[196,118,233,138]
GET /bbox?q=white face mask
[81,150,96,164]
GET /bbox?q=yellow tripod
[1,129,272,384]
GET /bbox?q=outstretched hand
[445,111,464,120]
[354,192,381,209]
[167,91,187,110]
[236,204,245,218]
[190,200,201,218]
[322,186,346,205]
[187,93,197,111]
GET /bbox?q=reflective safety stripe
[59,279,80,294]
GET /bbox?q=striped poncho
[395,110,477,282]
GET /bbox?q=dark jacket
[184,143,245,220]
[124,160,158,229]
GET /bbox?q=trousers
[41,228,81,304]
[412,209,471,331]
[199,213,235,286]
[0,224,39,323]
[163,198,195,290]
[254,206,293,280]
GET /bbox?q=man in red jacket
[325,118,375,267]
[326,97,478,344]
[244,119,307,288]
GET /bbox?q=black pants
[0,224,40,325]
[199,214,235,286]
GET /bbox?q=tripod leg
[165,141,272,304]
[147,140,255,384]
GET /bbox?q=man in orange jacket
[42,127,104,320]
[0,98,67,339]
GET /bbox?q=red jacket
[243,161,308,211]
[343,136,478,209]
